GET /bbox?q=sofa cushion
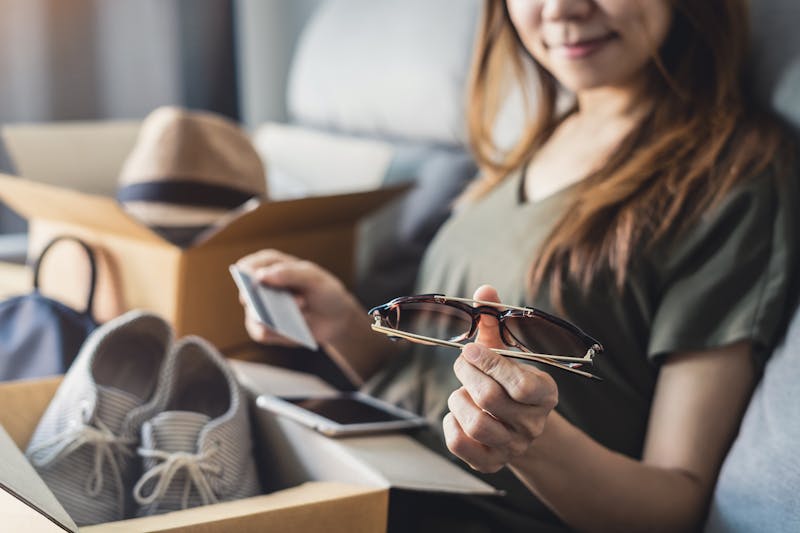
[252,121,394,199]
[705,300,800,532]
[749,1,800,134]
[705,3,800,530]
[286,0,481,145]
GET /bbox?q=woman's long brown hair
[466,0,792,304]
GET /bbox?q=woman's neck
[522,85,650,203]
[574,76,652,124]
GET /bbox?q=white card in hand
[229,265,318,351]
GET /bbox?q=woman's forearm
[509,412,708,533]
[323,301,402,385]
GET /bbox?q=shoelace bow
[27,414,136,507]
[133,445,222,511]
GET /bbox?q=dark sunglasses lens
[386,301,473,342]
[503,315,589,358]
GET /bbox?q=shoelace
[27,414,136,508]
[133,445,222,512]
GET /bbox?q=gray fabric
[705,306,800,532]
[749,1,800,135]
[703,3,800,531]
[287,0,481,144]
[0,138,27,237]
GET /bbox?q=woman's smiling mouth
[546,33,618,59]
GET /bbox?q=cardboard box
[229,360,501,497]
[0,362,497,532]
[0,418,386,533]
[0,174,402,350]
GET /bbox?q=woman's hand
[443,285,558,473]
[235,249,361,348]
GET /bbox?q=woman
[237,1,797,530]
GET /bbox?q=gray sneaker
[132,336,261,516]
[26,310,173,526]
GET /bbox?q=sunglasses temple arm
[504,351,600,380]
[370,324,600,380]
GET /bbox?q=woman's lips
[550,34,616,59]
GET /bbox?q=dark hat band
[117,179,257,209]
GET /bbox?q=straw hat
[117,106,267,241]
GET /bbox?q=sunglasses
[368,294,603,379]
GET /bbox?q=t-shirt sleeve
[647,171,798,365]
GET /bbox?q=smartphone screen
[286,396,410,424]
[257,392,428,437]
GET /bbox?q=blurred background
[0,0,325,232]
[0,0,494,240]
[0,0,321,129]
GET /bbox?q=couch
[704,1,800,530]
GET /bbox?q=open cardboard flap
[230,360,500,496]
[0,174,161,243]
[0,425,77,532]
[0,173,410,249]
[199,184,410,247]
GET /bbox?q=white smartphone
[229,265,318,351]
[256,392,429,437]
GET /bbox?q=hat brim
[122,201,231,228]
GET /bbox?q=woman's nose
[540,0,594,21]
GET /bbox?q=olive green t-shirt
[364,167,797,530]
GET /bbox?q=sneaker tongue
[146,411,212,453]
[94,385,142,434]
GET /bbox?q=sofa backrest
[286,0,481,145]
[706,307,800,532]
[748,2,800,135]
[705,1,800,531]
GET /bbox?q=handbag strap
[32,236,97,317]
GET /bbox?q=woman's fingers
[236,249,297,275]
[442,412,509,473]
[461,343,558,408]
[236,251,322,314]
[235,248,356,346]
[454,348,555,440]
[445,342,559,471]
[243,308,300,347]
[254,259,319,293]
[448,387,511,448]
